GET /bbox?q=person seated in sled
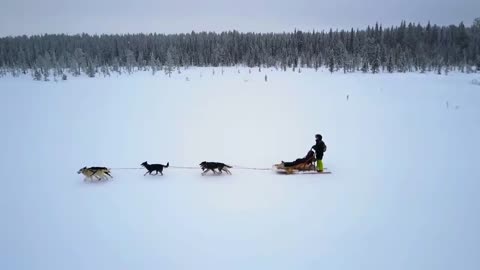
[281,150,315,167]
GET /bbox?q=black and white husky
[199,161,232,175]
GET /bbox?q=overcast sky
[1,0,479,36]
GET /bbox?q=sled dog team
[78,161,232,181]
[78,134,326,181]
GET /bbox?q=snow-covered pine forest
[1,20,480,81]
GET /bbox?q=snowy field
[1,68,479,270]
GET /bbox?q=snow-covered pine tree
[37,53,50,81]
[70,58,80,76]
[361,60,368,73]
[51,51,58,80]
[371,45,380,73]
[476,55,480,72]
[334,40,346,71]
[125,49,136,74]
[57,52,66,76]
[397,51,408,73]
[314,54,322,71]
[386,52,394,73]
[101,65,110,77]
[112,57,121,74]
[165,48,174,77]
[17,48,28,74]
[418,53,427,73]
[73,48,85,75]
[0,66,6,77]
[328,49,335,73]
[148,52,157,75]
[360,42,369,73]
[137,51,146,71]
[33,67,42,81]
[86,59,96,77]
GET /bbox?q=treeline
[1,19,480,80]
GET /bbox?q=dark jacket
[283,150,315,167]
[312,140,326,160]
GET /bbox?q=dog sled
[273,160,331,175]
[273,149,331,175]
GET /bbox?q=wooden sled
[273,162,331,175]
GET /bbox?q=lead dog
[141,161,169,176]
[199,161,232,175]
[78,167,113,181]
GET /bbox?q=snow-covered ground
[1,68,479,270]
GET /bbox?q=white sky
[1,0,479,36]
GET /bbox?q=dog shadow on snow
[78,178,112,186]
[199,173,233,180]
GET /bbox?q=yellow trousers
[316,160,324,171]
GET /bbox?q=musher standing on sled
[312,134,327,172]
